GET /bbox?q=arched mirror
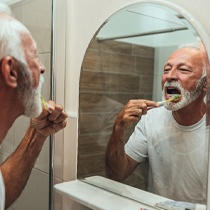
[78,1,210,207]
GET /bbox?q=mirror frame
[77,0,210,207]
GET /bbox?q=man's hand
[115,99,158,129]
[30,100,68,137]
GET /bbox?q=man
[0,3,68,209]
[105,45,208,204]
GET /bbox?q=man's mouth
[165,87,181,102]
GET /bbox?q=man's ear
[202,77,208,93]
[0,56,18,88]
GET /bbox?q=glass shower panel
[0,0,53,209]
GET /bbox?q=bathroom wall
[0,0,52,209]
[53,0,210,209]
[78,38,154,189]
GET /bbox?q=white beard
[23,75,44,117]
[162,76,206,111]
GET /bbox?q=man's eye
[179,68,190,72]
[164,68,170,73]
[32,55,40,61]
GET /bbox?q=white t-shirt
[0,171,5,210]
[125,106,208,204]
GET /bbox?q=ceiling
[97,3,198,48]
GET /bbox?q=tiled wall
[0,0,52,209]
[78,38,154,189]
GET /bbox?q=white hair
[0,3,29,65]
[0,3,12,15]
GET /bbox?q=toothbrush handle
[147,101,164,110]
[157,101,165,106]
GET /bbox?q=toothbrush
[147,94,181,110]
[157,94,181,106]
[40,95,51,113]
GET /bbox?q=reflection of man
[105,45,208,204]
[0,4,67,209]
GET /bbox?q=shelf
[54,176,168,210]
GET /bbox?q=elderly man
[105,45,208,204]
[0,3,68,209]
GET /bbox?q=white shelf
[54,176,169,210]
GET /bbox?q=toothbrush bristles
[166,94,181,102]
[40,95,50,112]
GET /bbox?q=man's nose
[166,69,178,81]
[39,61,45,74]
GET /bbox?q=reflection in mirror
[78,1,209,207]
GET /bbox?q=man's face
[22,32,45,88]
[161,47,206,111]
[19,32,46,117]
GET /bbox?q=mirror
[78,1,209,206]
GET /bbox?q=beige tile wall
[78,38,154,189]
[0,0,52,209]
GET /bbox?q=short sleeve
[125,117,148,162]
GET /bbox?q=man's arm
[0,101,68,209]
[105,122,138,181]
[105,99,157,181]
